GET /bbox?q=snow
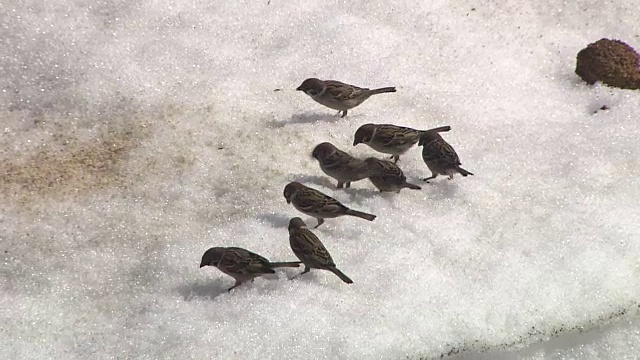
[1,0,639,359]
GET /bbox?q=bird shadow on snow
[416,177,460,200]
[178,274,302,301]
[176,279,229,301]
[265,112,340,128]
[256,212,291,228]
[289,174,336,188]
[342,186,382,204]
[288,271,318,284]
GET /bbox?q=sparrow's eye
[306,89,318,96]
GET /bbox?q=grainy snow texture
[1,1,639,359]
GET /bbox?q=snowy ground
[1,0,639,359]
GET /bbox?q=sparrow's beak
[286,199,291,204]
[296,86,302,91]
[353,139,359,146]
[199,263,206,268]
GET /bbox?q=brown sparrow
[364,157,422,192]
[283,181,376,228]
[200,247,300,291]
[288,217,353,284]
[312,142,372,188]
[418,132,474,181]
[296,78,396,117]
[353,123,451,163]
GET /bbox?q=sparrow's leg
[341,110,348,118]
[227,280,243,292]
[291,266,311,280]
[420,174,436,182]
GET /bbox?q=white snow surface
[1,1,639,359]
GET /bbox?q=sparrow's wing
[322,150,367,172]
[376,125,420,147]
[245,253,277,274]
[317,194,349,213]
[366,158,387,174]
[290,228,335,267]
[324,80,369,101]
[380,160,404,177]
[369,158,405,179]
[223,247,274,275]
[425,139,461,165]
[296,188,347,213]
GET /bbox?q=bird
[200,246,300,291]
[312,142,372,188]
[353,123,452,163]
[296,78,396,118]
[283,181,376,228]
[417,131,474,181]
[288,217,353,284]
[364,157,422,192]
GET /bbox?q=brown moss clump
[575,38,640,90]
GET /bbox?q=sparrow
[418,132,474,181]
[288,217,353,284]
[364,157,422,192]
[353,123,452,163]
[283,181,376,228]
[296,78,396,117]
[200,246,300,291]
[312,142,372,188]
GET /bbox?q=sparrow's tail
[329,267,354,284]
[457,167,474,177]
[404,182,422,190]
[370,87,397,95]
[345,209,377,221]
[270,261,302,268]
[419,125,451,135]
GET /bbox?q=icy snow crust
[1,1,639,359]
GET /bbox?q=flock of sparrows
[200,78,474,291]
